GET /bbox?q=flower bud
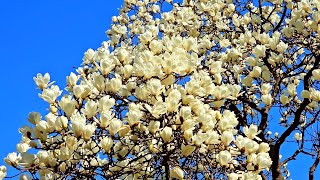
[294,132,302,141]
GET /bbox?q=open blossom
[16,143,31,153]
[108,119,122,136]
[218,150,232,166]
[33,73,50,90]
[148,121,160,134]
[255,152,272,170]
[294,133,302,141]
[170,166,184,180]
[253,45,266,58]
[181,144,196,157]
[0,166,6,180]
[81,100,98,118]
[59,95,76,117]
[38,85,62,104]
[4,152,21,166]
[244,124,261,140]
[27,112,41,125]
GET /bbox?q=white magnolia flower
[253,45,266,58]
[255,152,272,170]
[4,152,21,166]
[0,166,6,180]
[261,94,273,106]
[148,121,160,134]
[170,166,184,180]
[181,144,196,157]
[108,119,122,136]
[33,73,50,90]
[100,137,113,153]
[59,95,76,117]
[221,131,234,146]
[38,85,62,104]
[16,143,31,153]
[27,112,41,125]
[294,132,302,141]
[66,72,78,87]
[160,127,173,143]
[312,69,320,80]
[244,124,261,140]
[218,150,232,166]
[81,100,98,118]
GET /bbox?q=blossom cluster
[3,0,320,179]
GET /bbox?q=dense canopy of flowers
[2,0,320,179]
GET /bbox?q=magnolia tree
[2,0,320,179]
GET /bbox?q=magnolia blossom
[255,153,272,170]
[170,166,184,180]
[160,127,173,143]
[218,150,232,166]
[0,166,6,180]
[294,133,302,141]
[27,112,41,125]
[4,152,21,166]
[244,124,261,140]
[100,137,113,153]
[38,85,62,104]
[33,73,50,90]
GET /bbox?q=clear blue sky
[0,0,317,179]
[0,0,123,177]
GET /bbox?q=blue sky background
[0,0,318,179]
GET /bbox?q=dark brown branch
[271,55,320,179]
[309,150,320,180]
